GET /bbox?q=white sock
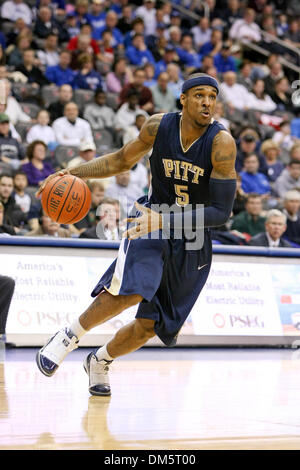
[96,345,114,362]
[69,318,87,340]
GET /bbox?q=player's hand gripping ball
[41,174,92,224]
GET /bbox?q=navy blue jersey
[148,112,226,207]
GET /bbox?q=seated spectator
[0,201,16,235]
[135,0,157,37]
[120,68,154,114]
[5,18,28,46]
[34,5,69,43]
[236,130,260,172]
[282,189,300,246]
[191,16,212,49]
[7,33,32,68]
[166,63,184,104]
[52,102,94,147]
[219,71,252,111]
[22,140,54,188]
[240,153,271,196]
[83,88,116,132]
[214,41,237,74]
[123,17,145,49]
[80,197,121,240]
[75,180,105,232]
[213,101,231,131]
[1,0,32,25]
[0,113,26,172]
[269,77,294,113]
[229,8,261,42]
[16,49,50,88]
[96,30,115,70]
[249,209,291,247]
[285,18,300,47]
[125,33,155,67]
[26,211,72,237]
[37,32,60,68]
[237,61,254,91]
[72,53,103,91]
[73,0,90,29]
[274,160,300,199]
[0,173,26,229]
[246,78,277,113]
[175,34,201,72]
[290,144,300,163]
[105,57,132,95]
[115,91,148,134]
[26,110,56,146]
[117,4,133,35]
[86,0,106,31]
[67,24,100,57]
[67,140,97,169]
[199,28,223,58]
[13,170,32,215]
[143,63,157,89]
[65,12,81,39]
[105,171,144,214]
[273,121,299,153]
[264,61,284,96]
[154,46,178,79]
[45,50,75,87]
[231,193,266,237]
[92,10,123,48]
[260,140,284,183]
[47,84,73,123]
[151,72,177,114]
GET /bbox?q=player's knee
[134,318,156,341]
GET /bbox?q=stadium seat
[15,121,34,142]
[73,89,95,111]
[12,83,40,102]
[54,145,79,168]
[20,102,41,119]
[106,93,119,111]
[92,129,113,153]
[41,85,60,108]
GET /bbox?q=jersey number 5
[175,184,189,206]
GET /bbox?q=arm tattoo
[146,115,162,137]
[211,131,237,180]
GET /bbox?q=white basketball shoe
[83,352,112,396]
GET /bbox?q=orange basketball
[41,175,92,224]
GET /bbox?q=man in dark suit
[80,197,121,240]
[249,209,291,247]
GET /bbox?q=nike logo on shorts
[197,264,208,271]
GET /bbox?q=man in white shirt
[219,71,252,110]
[191,16,212,49]
[229,8,261,43]
[52,102,94,147]
[105,171,144,214]
[37,33,60,68]
[1,0,32,25]
[2,79,31,125]
[249,210,291,247]
[135,0,157,36]
[115,91,148,133]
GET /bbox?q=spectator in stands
[1,0,32,25]
[240,153,271,197]
[26,110,56,146]
[213,101,230,131]
[229,8,261,42]
[117,4,133,35]
[249,209,291,247]
[34,5,69,43]
[219,71,251,111]
[13,170,32,215]
[75,180,105,232]
[5,18,28,46]
[7,34,32,67]
[282,189,300,246]
[151,72,177,114]
[154,45,177,79]
[86,0,106,31]
[264,61,284,96]
[26,210,72,237]
[175,34,201,72]
[167,25,182,50]
[45,50,75,87]
[80,197,121,240]
[37,32,60,68]
[119,67,154,114]
[214,41,237,74]
[92,10,123,48]
[199,28,223,58]
[47,84,73,123]
[191,16,212,49]
[274,160,300,199]
[65,12,80,39]
[246,78,276,113]
[260,140,284,183]
[0,114,26,172]
[22,140,54,188]
[135,0,157,37]
[83,88,116,132]
[0,201,16,235]
[105,170,144,214]
[73,0,90,29]
[166,63,184,103]
[290,144,300,163]
[106,57,132,94]
[52,101,94,147]
[269,77,294,113]
[123,113,146,145]
[273,121,298,153]
[236,131,260,172]
[72,53,103,91]
[285,18,300,47]
[16,49,50,88]
[115,91,148,134]
[67,140,97,170]
[220,0,243,30]
[125,33,155,67]
[231,193,266,237]
[123,17,145,49]
[67,24,100,57]
[96,30,115,71]
[237,61,253,91]
[0,173,26,229]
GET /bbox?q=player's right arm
[36,114,164,197]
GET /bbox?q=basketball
[41,174,92,224]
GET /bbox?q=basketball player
[36,74,237,396]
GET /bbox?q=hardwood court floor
[1,347,300,450]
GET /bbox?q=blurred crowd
[0,0,300,247]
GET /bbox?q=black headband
[182,76,219,94]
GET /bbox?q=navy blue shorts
[91,229,212,347]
